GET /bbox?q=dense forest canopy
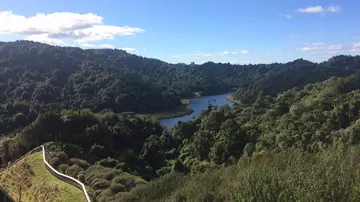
[2,40,360,201]
[2,41,360,136]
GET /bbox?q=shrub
[110,182,127,193]
[85,165,122,184]
[97,157,119,168]
[78,173,86,183]
[115,162,129,172]
[91,179,110,190]
[66,164,84,178]
[70,158,90,170]
[49,157,62,168]
[58,164,69,174]
[96,188,115,202]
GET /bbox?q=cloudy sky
[0,0,359,64]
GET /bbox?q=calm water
[160,92,233,129]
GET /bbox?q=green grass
[120,147,360,202]
[0,152,86,202]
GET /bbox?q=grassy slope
[0,152,86,202]
[120,147,360,202]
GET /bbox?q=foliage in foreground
[121,147,360,202]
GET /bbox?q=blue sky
[0,0,359,64]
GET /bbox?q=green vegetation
[234,56,360,104]
[2,41,360,201]
[121,147,360,202]
[0,152,85,202]
[151,106,193,119]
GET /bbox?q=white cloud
[121,47,136,52]
[80,43,116,49]
[327,6,340,13]
[297,5,340,13]
[99,44,115,48]
[80,43,136,51]
[192,50,250,57]
[298,42,360,54]
[285,14,292,19]
[72,25,144,42]
[143,48,148,51]
[297,46,324,51]
[173,50,250,61]
[0,11,102,34]
[25,34,64,45]
[0,10,144,45]
[80,43,96,47]
[297,6,324,13]
[221,51,239,55]
[311,42,325,46]
[328,45,344,50]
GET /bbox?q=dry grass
[0,152,86,202]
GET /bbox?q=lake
[160,92,233,129]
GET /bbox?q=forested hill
[234,56,360,104]
[1,40,360,136]
[3,40,360,201]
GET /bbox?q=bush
[70,158,90,170]
[49,151,68,163]
[97,157,120,168]
[110,182,127,193]
[96,188,115,202]
[156,167,171,176]
[66,164,84,178]
[78,173,86,183]
[58,164,69,174]
[91,179,110,190]
[85,165,122,185]
[49,157,62,168]
[115,162,129,172]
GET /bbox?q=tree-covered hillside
[234,56,360,104]
[2,40,360,201]
[2,41,360,136]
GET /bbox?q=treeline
[234,56,360,104]
[3,71,360,201]
[0,41,260,134]
[2,41,360,136]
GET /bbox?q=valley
[0,41,360,201]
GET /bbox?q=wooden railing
[2,145,91,202]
